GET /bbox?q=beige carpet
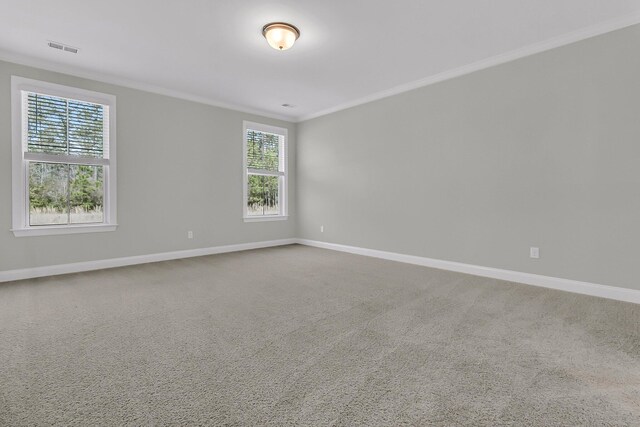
[0,244,638,426]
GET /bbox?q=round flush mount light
[262,22,300,51]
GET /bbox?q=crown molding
[2,12,639,124]
[296,12,640,122]
[0,50,295,123]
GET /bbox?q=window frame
[242,121,288,222]
[11,76,117,237]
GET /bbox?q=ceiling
[1,1,640,122]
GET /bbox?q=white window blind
[27,93,105,158]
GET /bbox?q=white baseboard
[295,239,640,305]
[0,238,297,283]
[3,237,638,305]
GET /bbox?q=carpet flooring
[0,244,639,426]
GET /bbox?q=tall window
[11,77,117,236]
[243,121,287,221]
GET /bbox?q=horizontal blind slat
[26,92,105,158]
[246,129,280,172]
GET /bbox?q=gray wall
[0,60,296,271]
[297,24,640,291]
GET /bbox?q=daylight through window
[11,77,117,236]
[243,122,287,220]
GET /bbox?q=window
[11,77,117,236]
[243,121,288,221]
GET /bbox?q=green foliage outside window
[26,93,105,221]
[29,164,103,212]
[247,130,281,214]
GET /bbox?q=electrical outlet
[530,247,539,259]
[320,225,324,233]
[187,231,193,239]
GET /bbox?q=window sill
[11,224,118,237]
[243,216,288,223]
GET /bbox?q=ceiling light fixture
[262,22,300,51]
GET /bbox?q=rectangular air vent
[48,41,79,54]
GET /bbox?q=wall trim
[0,238,297,283]
[2,14,639,125]
[3,237,638,305]
[295,239,640,305]
[0,50,294,123]
[297,12,640,122]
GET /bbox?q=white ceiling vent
[48,41,78,54]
